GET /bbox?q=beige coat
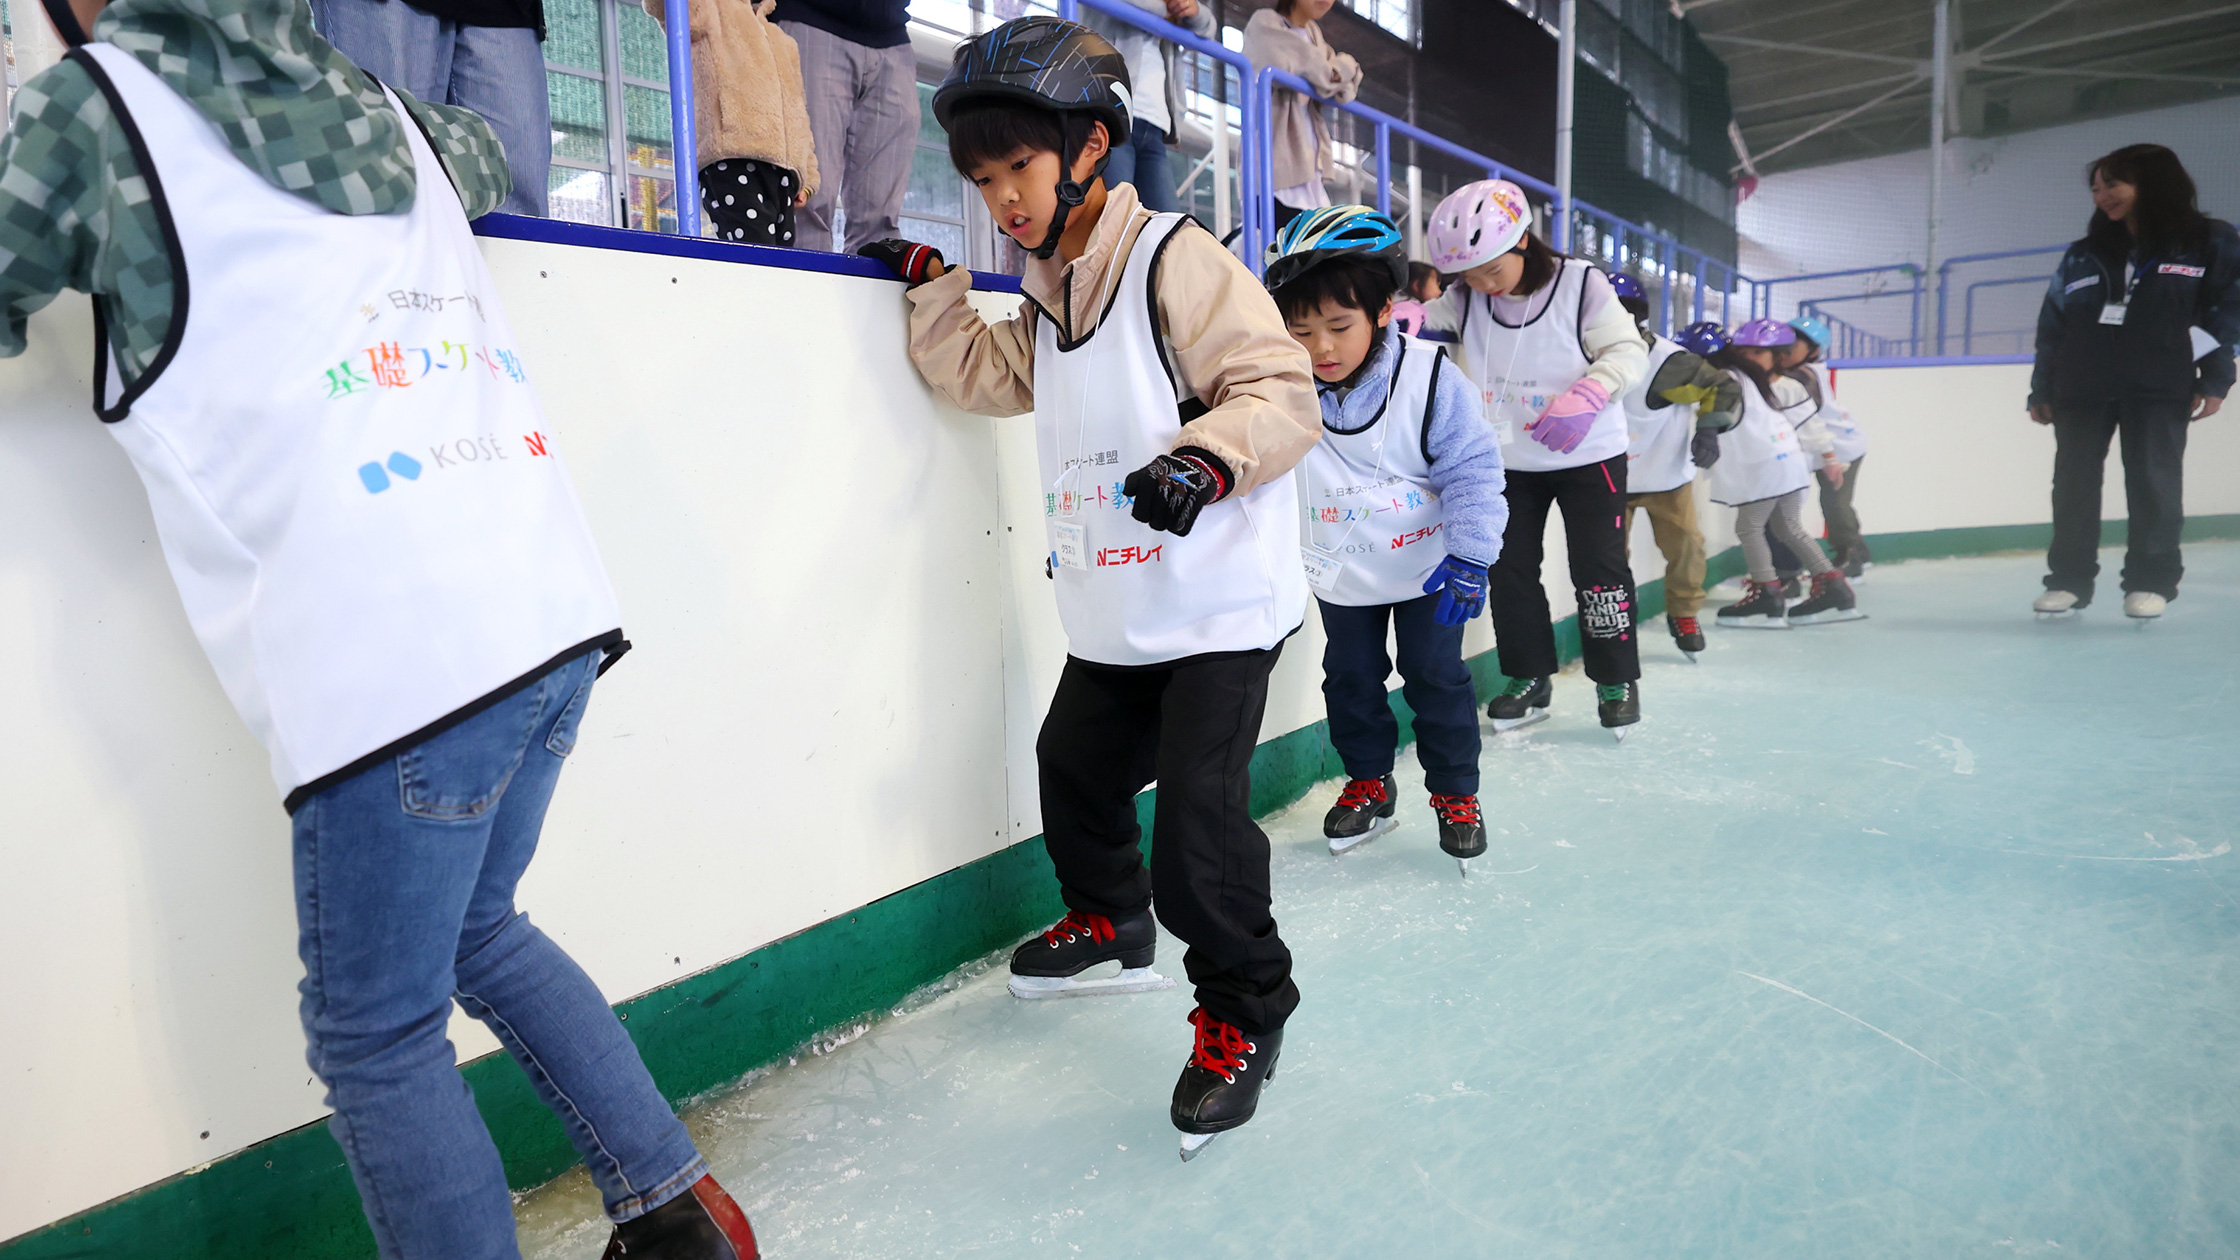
[645,0,820,194]
[1242,8,1361,192]
[902,182,1320,496]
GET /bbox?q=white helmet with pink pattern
[1426,179,1532,275]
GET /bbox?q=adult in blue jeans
[311,0,553,216]
[1086,0,1215,216]
[0,0,753,1249]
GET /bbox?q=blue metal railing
[1935,244,2065,354]
[1961,274,2051,355]
[664,0,698,238]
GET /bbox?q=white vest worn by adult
[1296,332,1450,607]
[1450,257,1629,474]
[1705,371,1816,507]
[77,44,624,809]
[1033,213,1307,667]
[1622,336,1695,496]
[1797,362,1868,463]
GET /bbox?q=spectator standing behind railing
[1242,0,1359,231]
[647,0,819,246]
[775,0,913,252]
[310,0,551,216]
[1084,0,1213,215]
[2028,143,2240,623]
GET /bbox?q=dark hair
[1616,294,1650,325]
[1783,364,1824,408]
[1408,261,1442,301]
[947,99,1068,176]
[1272,253,1401,325]
[2085,144,2211,260]
[1506,232,1563,299]
[1710,345,1784,406]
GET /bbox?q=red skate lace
[1335,777,1388,809]
[1040,910,1114,948]
[1188,1007,1254,1082]
[1672,616,1701,635]
[1428,794,1481,825]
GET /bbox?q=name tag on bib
[1053,520,1089,571]
[2099,302,2128,326]
[1300,546,1344,594]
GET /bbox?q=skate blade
[1680,649,1700,663]
[1456,856,1471,878]
[1327,815,1395,855]
[1715,615,1793,630]
[1007,965,1175,1001]
[1489,709,1550,733]
[1178,1132,1219,1162]
[1789,609,1868,626]
[1607,724,1633,743]
[2035,609,2078,621]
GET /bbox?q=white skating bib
[1032,214,1307,666]
[1622,337,1695,496]
[1295,333,1449,607]
[1798,362,1867,463]
[78,45,622,804]
[1449,258,1629,474]
[1705,370,1816,506]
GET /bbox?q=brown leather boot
[600,1175,759,1259]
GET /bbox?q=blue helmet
[1608,272,1648,305]
[1788,315,1831,352]
[1264,204,1409,296]
[1675,321,1730,356]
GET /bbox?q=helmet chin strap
[1030,115,1107,261]
[42,0,90,46]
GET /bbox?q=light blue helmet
[1788,315,1831,352]
[1264,204,1409,295]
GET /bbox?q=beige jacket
[645,0,820,194]
[1243,8,1361,192]
[903,182,1320,496]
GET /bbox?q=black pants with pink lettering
[1487,455,1640,685]
[1036,645,1299,1034]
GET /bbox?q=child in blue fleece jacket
[1267,207,1507,874]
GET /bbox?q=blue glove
[1422,555,1489,626]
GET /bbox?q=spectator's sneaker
[600,1176,759,1260]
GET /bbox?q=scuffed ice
[517,545,2240,1259]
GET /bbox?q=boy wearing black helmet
[857,17,1321,1161]
[1265,206,1508,877]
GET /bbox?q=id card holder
[1052,519,1089,571]
[1491,418,1515,445]
[2099,302,2128,326]
[1301,546,1344,594]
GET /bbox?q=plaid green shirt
[0,59,510,388]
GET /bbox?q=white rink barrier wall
[2,231,2237,1250]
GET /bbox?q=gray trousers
[782,21,918,253]
[309,0,550,217]
[1735,488,1836,584]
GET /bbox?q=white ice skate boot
[2033,590,2081,620]
[2123,591,2167,621]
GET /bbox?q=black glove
[1690,426,1722,470]
[1123,447,1232,537]
[856,239,945,287]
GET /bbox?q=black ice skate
[1779,574,1803,601]
[1324,774,1398,855]
[1716,579,1790,629]
[1429,793,1486,876]
[600,1175,759,1260]
[1173,1007,1282,1161]
[1787,571,1866,625]
[1840,544,1872,580]
[1007,909,1174,1000]
[1487,675,1552,732]
[1667,613,1706,660]
[1596,682,1641,742]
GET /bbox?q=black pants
[1036,648,1298,1033]
[2049,397,2192,601]
[1488,456,1640,685]
[1318,594,1481,797]
[701,159,798,246]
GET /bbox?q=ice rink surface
[517,544,2240,1259]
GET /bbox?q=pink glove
[1525,379,1611,455]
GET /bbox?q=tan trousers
[1624,484,1708,618]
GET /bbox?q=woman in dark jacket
[2029,143,2240,620]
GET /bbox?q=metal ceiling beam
[1965,0,2087,56]
[1731,68,1926,114]
[1976,2,2240,63]
[1701,32,1926,68]
[1977,62,2240,87]
[1735,73,1928,170]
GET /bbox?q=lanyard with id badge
[2101,257,2151,326]
[1300,398,1397,597]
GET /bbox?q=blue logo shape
[359,462,392,494]
[387,451,422,480]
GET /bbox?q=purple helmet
[1608,273,1647,304]
[1675,321,1729,356]
[1732,318,1799,347]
